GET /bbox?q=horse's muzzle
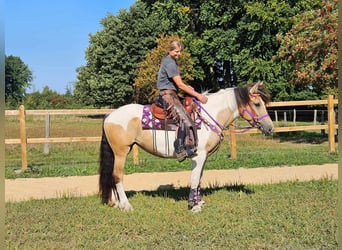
[258,123,274,136]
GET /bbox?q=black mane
[234,82,271,106]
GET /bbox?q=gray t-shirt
[157,55,179,91]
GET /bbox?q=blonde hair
[168,40,182,52]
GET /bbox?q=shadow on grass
[126,184,255,202]
[273,131,329,144]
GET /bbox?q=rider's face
[169,47,182,60]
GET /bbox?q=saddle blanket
[141,105,202,130]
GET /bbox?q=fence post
[321,110,326,136]
[44,114,50,154]
[327,95,335,153]
[293,109,296,125]
[229,124,237,159]
[313,109,317,125]
[19,105,28,172]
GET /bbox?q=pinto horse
[99,81,274,212]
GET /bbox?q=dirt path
[5,164,338,202]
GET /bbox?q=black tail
[99,122,115,204]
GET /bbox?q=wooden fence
[5,95,338,171]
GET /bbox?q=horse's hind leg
[109,189,119,208]
[105,123,134,211]
[113,153,133,211]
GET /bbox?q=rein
[193,98,227,134]
[193,98,269,135]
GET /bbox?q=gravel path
[5,163,337,202]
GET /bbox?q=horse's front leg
[189,152,207,212]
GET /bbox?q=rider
[156,40,208,161]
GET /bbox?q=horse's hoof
[119,202,134,212]
[198,200,205,206]
[108,200,119,208]
[191,205,202,213]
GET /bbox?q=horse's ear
[249,81,263,94]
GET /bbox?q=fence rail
[5,95,338,171]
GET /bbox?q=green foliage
[75,0,190,107]
[5,55,33,108]
[5,56,82,110]
[75,2,147,107]
[74,0,333,106]
[150,1,190,35]
[276,0,338,99]
[24,86,82,109]
[239,1,292,59]
[160,0,325,97]
[232,0,323,100]
[6,1,333,107]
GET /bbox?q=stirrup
[185,145,197,158]
[176,147,197,162]
[176,150,187,162]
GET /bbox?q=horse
[99,81,274,212]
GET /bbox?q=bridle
[193,94,270,136]
[239,102,270,128]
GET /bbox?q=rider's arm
[172,75,208,104]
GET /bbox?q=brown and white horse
[99,81,274,212]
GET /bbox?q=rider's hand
[198,94,208,104]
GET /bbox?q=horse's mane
[234,82,271,106]
[201,82,270,105]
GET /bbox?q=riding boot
[172,102,199,147]
[174,138,187,162]
[184,127,197,157]
[161,94,198,161]
[185,145,197,158]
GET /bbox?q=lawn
[6,179,337,249]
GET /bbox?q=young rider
[156,40,208,161]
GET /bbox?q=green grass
[5,115,338,178]
[6,179,337,249]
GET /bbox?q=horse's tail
[99,120,115,204]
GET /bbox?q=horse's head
[237,81,274,135]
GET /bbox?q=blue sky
[5,0,136,94]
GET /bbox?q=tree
[276,0,338,99]
[24,86,72,109]
[76,0,326,106]
[5,55,33,107]
[134,35,195,104]
[75,2,150,107]
[185,0,245,91]
[173,0,321,94]
[75,0,190,107]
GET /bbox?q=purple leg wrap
[188,186,201,209]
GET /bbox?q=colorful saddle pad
[141,105,202,131]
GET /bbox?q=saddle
[151,96,195,120]
[141,97,201,131]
